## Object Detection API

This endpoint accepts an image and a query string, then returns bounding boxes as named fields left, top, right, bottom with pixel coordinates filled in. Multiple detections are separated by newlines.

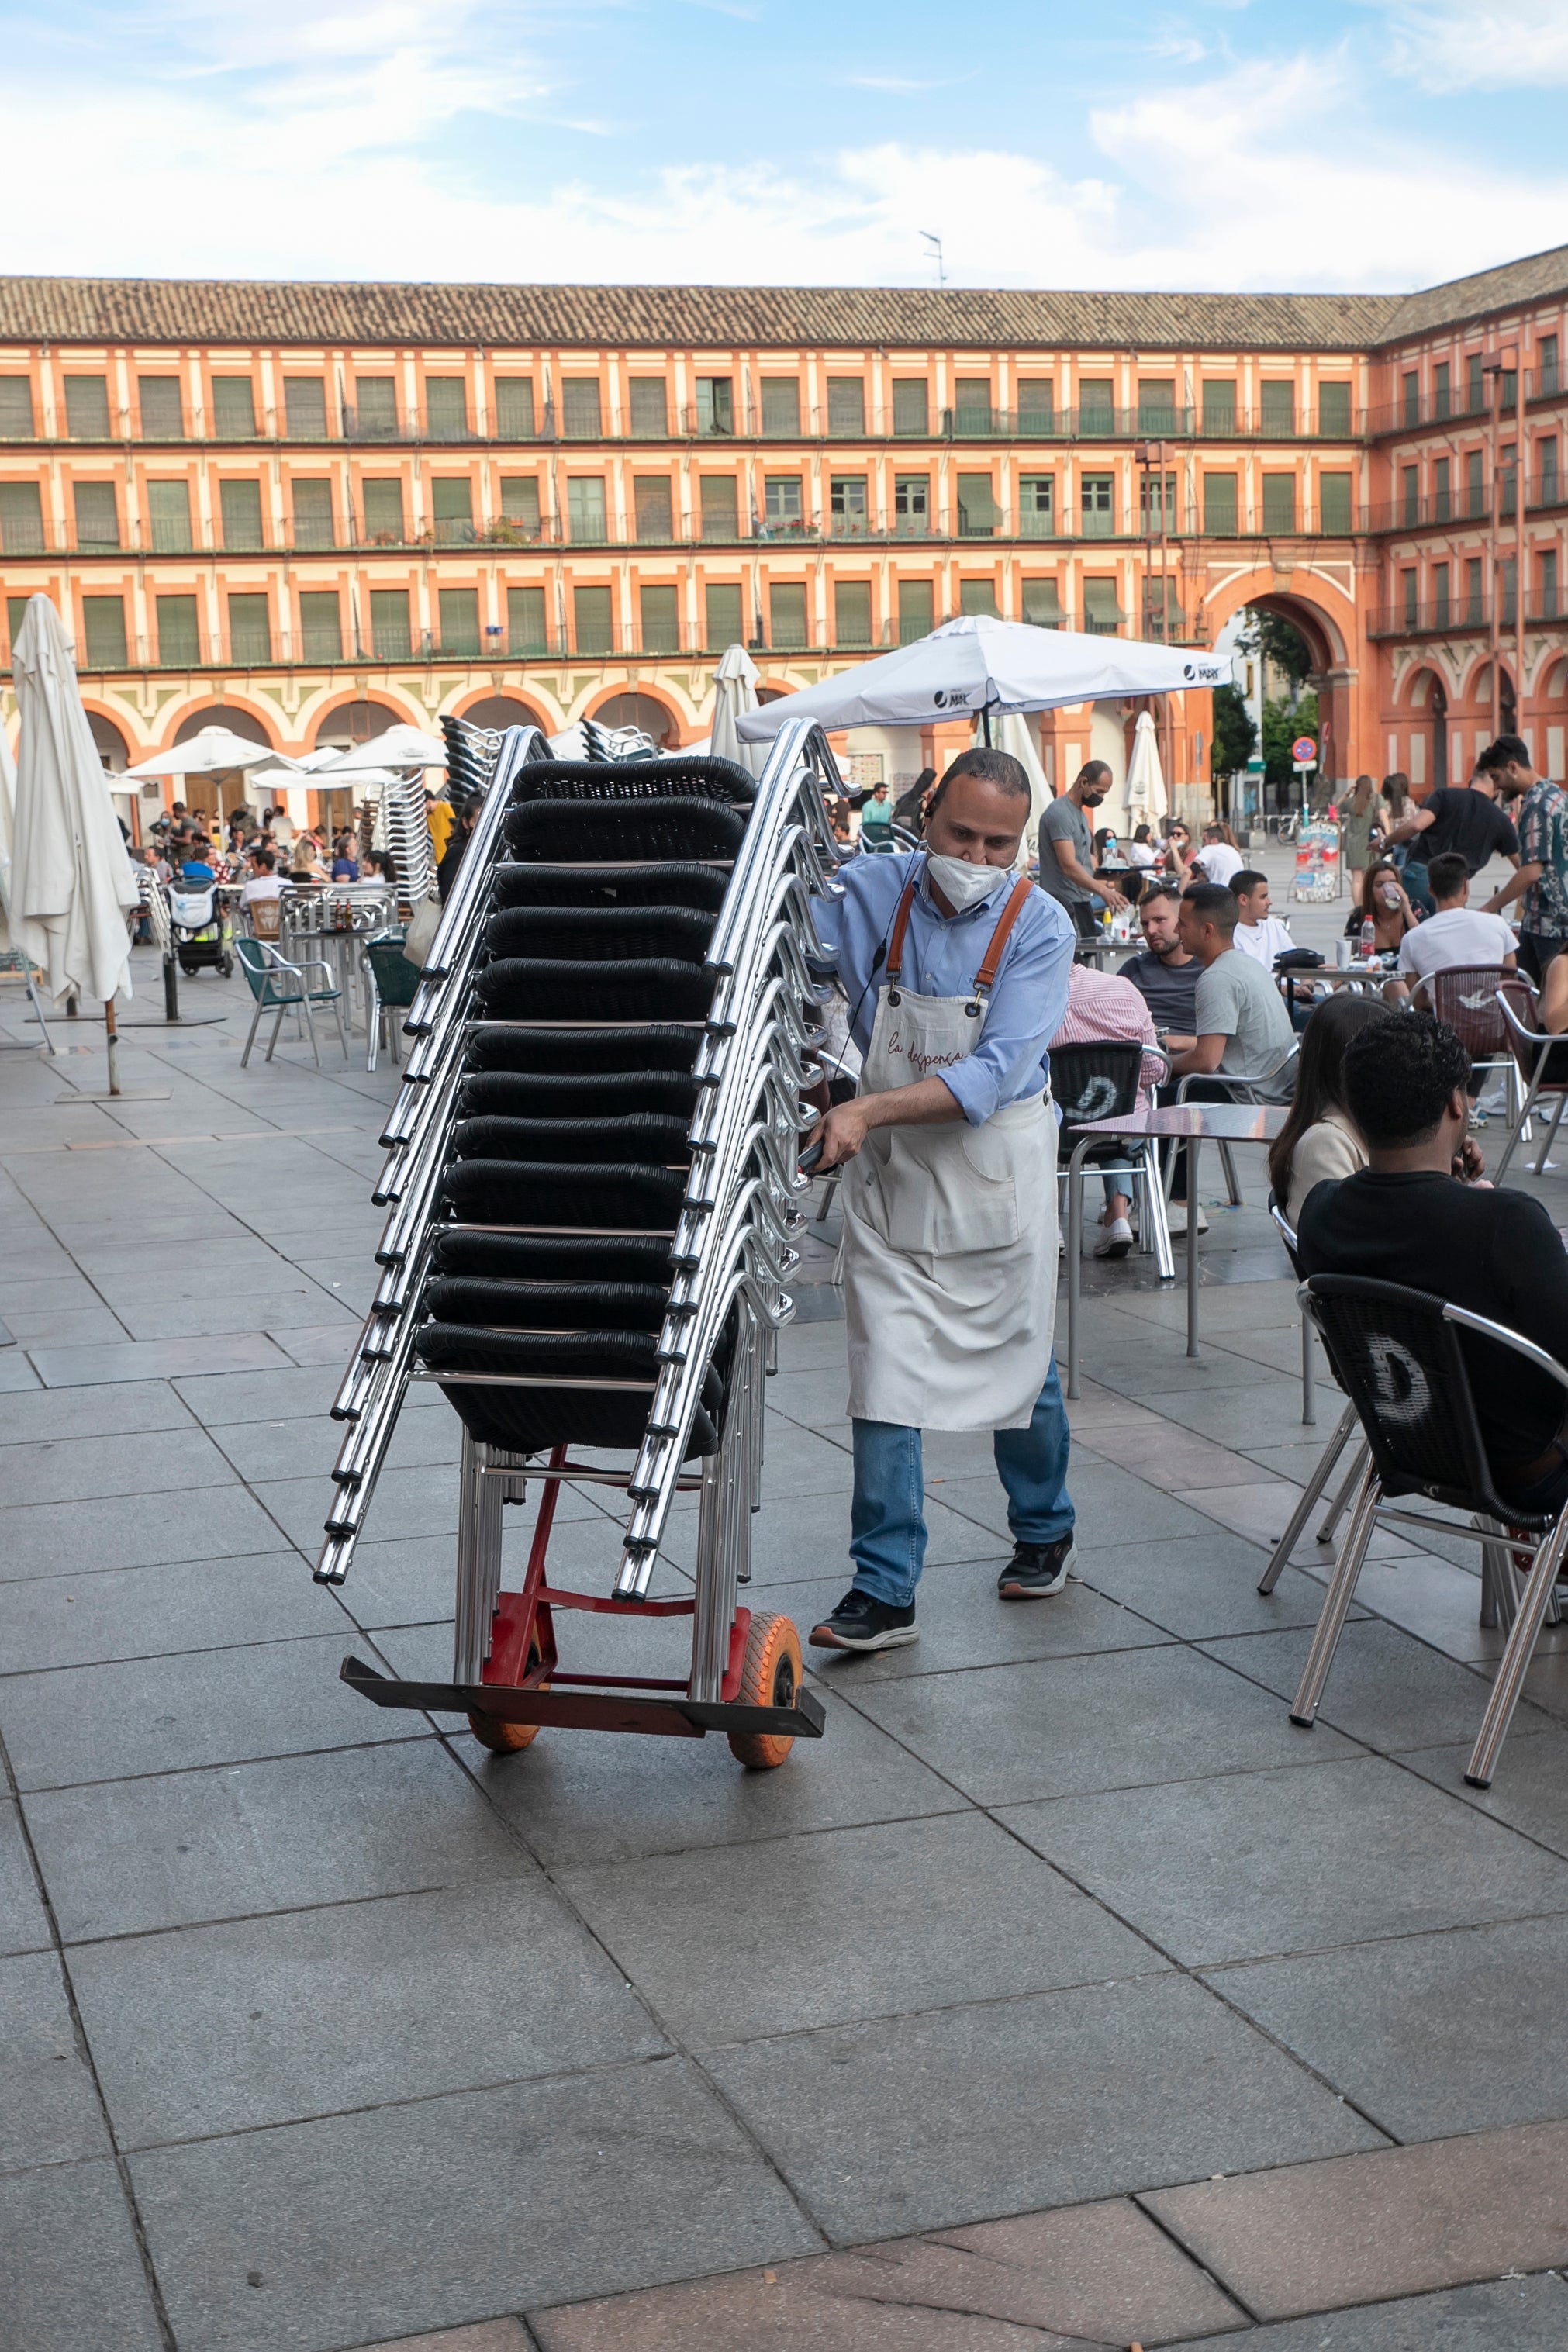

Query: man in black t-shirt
left=1388, top=775, right=1521, bottom=881
left=1117, top=881, right=1200, bottom=1040
left=1297, top=1014, right=1568, bottom=1510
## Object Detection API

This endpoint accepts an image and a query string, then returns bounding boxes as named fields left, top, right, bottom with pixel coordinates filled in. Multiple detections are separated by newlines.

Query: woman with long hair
left=1342, top=775, right=1377, bottom=906
left=1269, top=993, right=1397, bottom=1225
left=1346, top=856, right=1418, bottom=955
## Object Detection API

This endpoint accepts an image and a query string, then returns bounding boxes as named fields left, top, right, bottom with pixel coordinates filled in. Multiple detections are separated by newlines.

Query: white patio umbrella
left=123, top=727, right=293, bottom=779
left=1125, top=709, right=1168, bottom=822
left=0, top=721, right=15, bottom=949
left=312, top=724, right=447, bottom=775
left=709, top=644, right=762, bottom=777
left=10, top=595, right=141, bottom=1089
left=737, top=615, right=1227, bottom=741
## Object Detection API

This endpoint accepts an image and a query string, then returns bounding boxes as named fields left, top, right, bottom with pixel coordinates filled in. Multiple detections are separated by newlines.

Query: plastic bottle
left=1360, top=916, right=1376, bottom=961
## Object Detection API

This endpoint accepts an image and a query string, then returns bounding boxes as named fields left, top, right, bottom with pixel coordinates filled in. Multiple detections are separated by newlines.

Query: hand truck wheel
left=727, top=1611, right=803, bottom=1770
left=467, top=1634, right=547, bottom=1755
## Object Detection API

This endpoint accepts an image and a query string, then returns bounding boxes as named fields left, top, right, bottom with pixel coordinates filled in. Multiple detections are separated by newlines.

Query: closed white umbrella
left=709, top=643, right=762, bottom=777
left=123, top=727, right=291, bottom=778
left=1126, top=708, right=1168, bottom=822
left=313, top=724, right=447, bottom=775
left=973, top=708, right=1051, bottom=863
left=737, top=614, right=1226, bottom=741
left=11, top=595, right=141, bottom=1088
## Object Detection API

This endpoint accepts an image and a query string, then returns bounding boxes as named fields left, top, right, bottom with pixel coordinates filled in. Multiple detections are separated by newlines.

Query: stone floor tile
left=0, top=1549, right=344, bottom=1671
left=272, top=1319, right=366, bottom=1364
left=115, top=1289, right=342, bottom=1343
left=561, top=1811, right=1166, bottom=2048
left=761, top=1566, right=1169, bottom=1684
left=0, top=1482, right=288, bottom=1581
left=851, top=1642, right=1361, bottom=1808
left=0, top=1345, right=42, bottom=1390
left=1399, top=1726, right=1568, bottom=1856
left=1141, top=2117, right=1568, bottom=2319
left=760, top=1366, right=852, bottom=1428
left=999, top=1754, right=1568, bottom=1967
left=926, top=2198, right=1245, bottom=2340
left=941, top=1459, right=1214, bottom=1549
left=213, top=1405, right=461, bottom=1485
left=1199, top=1619, right=1556, bottom=1753
left=0, top=1421, right=236, bottom=1508
left=532, top=2267, right=1062, bottom=2350
left=252, top=1462, right=473, bottom=1550
left=4, top=1305, right=132, bottom=1348
left=1177, top=2273, right=1568, bottom=2350
left=658, top=1485, right=1001, bottom=1582
left=1084, top=1416, right=1274, bottom=1490
left=130, top=2057, right=823, bottom=2352
left=1204, top=1915, right=1568, bottom=2141
left=28, top=1328, right=290, bottom=1387
left=0, top=1797, right=52, bottom=1957
left=704, top=1973, right=1381, bottom=2244
left=345, top=2327, right=532, bottom=2352
left=27, top=1736, right=530, bottom=1941
left=0, top=1949, right=112, bottom=2169
left=0, top=1377, right=194, bottom=1447
left=0, top=2159, right=165, bottom=2352
left=171, top=1359, right=371, bottom=1424
left=71, top=1877, right=666, bottom=2146
left=1072, top=1530, right=1359, bottom=1642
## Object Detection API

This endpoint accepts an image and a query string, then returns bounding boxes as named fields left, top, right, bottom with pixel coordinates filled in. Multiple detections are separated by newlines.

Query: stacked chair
left=318, top=713, right=838, bottom=1767
left=374, top=769, right=437, bottom=915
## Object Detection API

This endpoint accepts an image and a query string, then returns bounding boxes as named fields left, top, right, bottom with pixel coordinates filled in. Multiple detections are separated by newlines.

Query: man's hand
left=1097, top=881, right=1129, bottom=914
left=1453, top=1135, right=1487, bottom=1185
left=813, top=1099, right=876, bottom=1170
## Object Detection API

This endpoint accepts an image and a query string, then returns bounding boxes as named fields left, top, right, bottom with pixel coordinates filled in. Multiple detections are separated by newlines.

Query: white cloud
left=1373, top=0, right=1568, bottom=91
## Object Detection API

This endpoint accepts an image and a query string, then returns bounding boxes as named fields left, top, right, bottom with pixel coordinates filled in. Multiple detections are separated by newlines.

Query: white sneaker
left=1166, top=1203, right=1210, bottom=1237
left=1093, top=1216, right=1134, bottom=1259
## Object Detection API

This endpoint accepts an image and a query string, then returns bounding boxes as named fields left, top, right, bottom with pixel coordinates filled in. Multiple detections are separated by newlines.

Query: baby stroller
left=168, top=880, right=236, bottom=978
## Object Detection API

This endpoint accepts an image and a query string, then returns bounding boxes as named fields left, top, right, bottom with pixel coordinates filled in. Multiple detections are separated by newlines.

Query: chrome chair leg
left=1217, top=1139, right=1242, bottom=1207
left=1290, top=1459, right=1380, bottom=1725
left=1318, top=1435, right=1369, bottom=1543
left=1300, top=1309, right=1316, bottom=1425
left=1258, top=1400, right=1356, bottom=1594
left=1536, top=1084, right=1568, bottom=1177
left=1466, top=1506, right=1568, bottom=1786
left=240, top=996, right=265, bottom=1069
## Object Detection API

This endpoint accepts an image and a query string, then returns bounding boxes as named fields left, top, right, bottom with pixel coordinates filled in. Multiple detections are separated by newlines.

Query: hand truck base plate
left=340, top=1655, right=827, bottom=1742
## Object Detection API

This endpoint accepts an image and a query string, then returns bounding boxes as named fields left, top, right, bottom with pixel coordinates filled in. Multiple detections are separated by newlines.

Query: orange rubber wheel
left=727, top=1611, right=804, bottom=1770
left=468, top=1635, right=547, bottom=1755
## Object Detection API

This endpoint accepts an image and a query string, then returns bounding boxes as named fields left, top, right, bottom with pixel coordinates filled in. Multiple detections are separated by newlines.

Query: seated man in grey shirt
left=1162, top=882, right=1296, bottom=1231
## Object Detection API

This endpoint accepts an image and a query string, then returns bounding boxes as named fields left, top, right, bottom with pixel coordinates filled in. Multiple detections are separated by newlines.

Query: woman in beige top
left=1268, top=993, right=1398, bottom=1228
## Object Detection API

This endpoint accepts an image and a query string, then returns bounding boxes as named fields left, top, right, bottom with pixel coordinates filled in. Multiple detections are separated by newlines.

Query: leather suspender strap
left=972, top=877, right=1034, bottom=997
left=882, top=879, right=920, bottom=988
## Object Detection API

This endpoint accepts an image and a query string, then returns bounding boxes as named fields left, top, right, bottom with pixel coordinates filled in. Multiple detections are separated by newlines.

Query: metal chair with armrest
left=234, top=936, right=351, bottom=1069
left=1172, top=1041, right=1299, bottom=1207
left=1494, top=982, right=1568, bottom=1182
left=1054, top=1039, right=1174, bottom=1280
left=1256, top=1200, right=1369, bottom=1590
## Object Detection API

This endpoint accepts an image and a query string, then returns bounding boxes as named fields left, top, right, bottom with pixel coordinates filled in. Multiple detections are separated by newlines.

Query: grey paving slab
left=71, top=1877, right=667, bottom=2147
left=1200, top=1619, right=1558, bottom=1753
left=938, top=1459, right=1217, bottom=1549
left=27, top=1736, right=530, bottom=1941
left=112, top=1288, right=342, bottom=1342
left=130, top=2057, right=823, bottom=2352
left=1400, top=1725, right=1568, bottom=1856
left=660, top=1482, right=1003, bottom=1584
left=0, top=1797, right=52, bottom=1957
left=28, top=1328, right=290, bottom=1387
left=705, top=1971, right=1383, bottom=2245
left=1000, top=1755, right=1568, bottom=1968
left=1207, top=1912, right=1568, bottom=2139
left=213, top=1405, right=462, bottom=1485
left=0, top=1480, right=297, bottom=1581
left=1073, top=1529, right=1359, bottom=1641
left=0, top=1345, right=42, bottom=1390
left=561, top=1810, right=1166, bottom=2048
left=767, top=1566, right=1169, bottom=1682
left=0, top=1421, right=236, bottom=1507
left=0, top=1630, right=406, bottom=1790
left=271, top=1318, right=368, bottom=1364
left=850, top=1642, right=1363, bottom=1808
left=759, top=1364, right=852, bottom=1428
left=171, top=1360, right=350, bottom=1424
left=1177, top=2273, right=1568, bottom=2350
left=0, top=2158, right=165, bottom=2352
left=0, top=1947, right=112, bottom=2169
left=252, top=1462, right=471, bottom=1549
left=2, top=1305, right=130, bottom=1347
left=465, top=1684, right=969, bottom=1871
left=0, top=1549, right=343, bottom=1670
left=0, top=1377, right=194, bottom=1446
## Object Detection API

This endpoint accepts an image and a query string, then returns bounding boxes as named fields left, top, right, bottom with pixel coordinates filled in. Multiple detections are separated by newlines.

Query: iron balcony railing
left=1366, top=594, right=1567, bottom=639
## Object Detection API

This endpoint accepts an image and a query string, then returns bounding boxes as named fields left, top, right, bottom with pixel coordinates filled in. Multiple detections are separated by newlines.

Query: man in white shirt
left=239, top=848, right=283, bottom=907
left=1191, top=822, right=1244, bottom=888
left=1391, top=851, right=1517, bottom=1003
left=1231, top=870, right=1297, bottom=971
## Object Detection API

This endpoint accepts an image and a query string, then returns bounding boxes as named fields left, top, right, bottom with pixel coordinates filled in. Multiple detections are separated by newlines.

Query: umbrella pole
left=982, top=709, right=993, bottom=748
left=105, top=1000, right=120, bottom=1097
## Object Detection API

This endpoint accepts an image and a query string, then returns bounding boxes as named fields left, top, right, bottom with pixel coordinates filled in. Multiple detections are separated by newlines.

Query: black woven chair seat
left=457, top=1069, right=702, bottom=1123
left=465, top=1025, right=702, bottom=1077
left=503, top=797, right=748, bottom=865
left=490, top=862, right=730, bottom=915
left=430, top=1231, right=674, bottom=1286
left=424, top=1277, right=668, bottom=1334
left=451, top=1114, right=691, bottom=1166
left=484, top=904, right=715, bottom=965
left=438, top=1159, right=689, bottom=1230
left=415, top=1323, right=722, bottom=1457
left=509, top=756, right=754, bottom=807
left=474, top=957, right=716, bottom=1023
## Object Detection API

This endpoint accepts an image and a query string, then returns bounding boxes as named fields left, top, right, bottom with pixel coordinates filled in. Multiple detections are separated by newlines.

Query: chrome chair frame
left=1172, top=1044, right=1299, bottom=1207
left=235, top=937, right=350, bottom=1069
left=1493, top=987, right=1568, bottom=1183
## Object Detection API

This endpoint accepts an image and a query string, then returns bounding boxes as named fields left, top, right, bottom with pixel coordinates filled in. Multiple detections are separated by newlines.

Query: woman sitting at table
left=1344, top=858, right=1419, bottom=957
left=1267, top=992, right=1396, bottom=1226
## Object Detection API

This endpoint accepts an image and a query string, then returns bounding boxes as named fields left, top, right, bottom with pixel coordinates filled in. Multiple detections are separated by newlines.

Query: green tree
left=1238, top=610, right=1314, bottom=706
left=1261, top=689, right=1319, bottom=786
left=1210, top=683, right=1257, bottom=779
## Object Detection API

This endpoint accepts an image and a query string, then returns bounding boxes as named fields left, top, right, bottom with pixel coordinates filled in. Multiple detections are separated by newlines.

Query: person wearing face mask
left=805, top=748, right=1078, bottom=1653
left=1036, top=759, right=1128, bottom=944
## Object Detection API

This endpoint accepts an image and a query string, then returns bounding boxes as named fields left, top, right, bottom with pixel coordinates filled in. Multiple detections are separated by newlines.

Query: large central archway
left=1200, top=565, right=1365, bottom=796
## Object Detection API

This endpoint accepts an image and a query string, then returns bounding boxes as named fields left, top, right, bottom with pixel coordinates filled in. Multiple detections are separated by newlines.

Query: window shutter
left=561, top=379, right=602, bottom=439
left=956, top=472, right=997, bottom=536
left=82, top=596, right=128, bottom=667
left=1021, top=579, right=1062, bottom=627
left=567, top=477, right=607, bottom=541
left=1260, top=382, right=1296, bottom=433
left=634, top=477, right=674, bottom=541
left=425, top=376, right=469, bottom=437
left=953, top=377, right=993, bottom=430
left=292, top=479, right=335, bottom=549
left=219, top=478, right=264, bottom=550
left=1137, top=379, right=1177, bottom=432
left=138, top=376, right=184, bottom=438
left=437, top=587, right=478, bottom=654
left=1262, top=472, right=1296, bottom=532
left=0, top=377, right=35, bottom=437
left=897, top=579, right=934, bottom=643
left=1202, top=474, right=1238, bottom=534
left=1202, top=380, right=1236, bottom=433
left=369, top=589, right=412, bottom=659
left=834, top=581, right=872, bottom=646
left=1077, top=378, right=1114, bottom=431
left=282, top=377, right=327, bottom=439
left=507, top=585, right=547, bottom=654
left=156, top=594, right=200, bottom=665
left=0, top=482, right=45, bottom=552
left=705, top=582, right=743, bottom=648
left=74, top=482, right=119, bottom=548
left=361, top=479, right=405, bottom=542
left=298, top=590, right=342, bottom=662
left=892, top=381, right=927, bottom=436
left=227, top=594, right=271, bottom=664
left=628, top=379, right=667, bottom=437
left=1318, top=382, right=1352, bottom=437
left=958, top=578, right=998, bottom=616
left=1082, top=579, right=1123, bottom=628
left=700, top=477, right=738, bottom=540
left=826, top=377, right=865, bottom=436
left=494, top=378, right=534, bottom=438
left=761, top=378, right=800, bottom=435
left=1017, top=381, right=1054, bottom=432
left=572, top=585, right=613, bottom=654
left=147, top=480, right=192, bottom=552
left=499, top=476, right=541, bottom=533
left=353, top=377, right=399, bottom=437
left=64, top=377, right=111, bottom=437
left=5, top=597, right=28, bottom=654
left=768, top=582, right=809, bottom=649
left=640, top=584, right=679, bottom=653
left=211, top=377, right=257, bottom=437
left=431, top=478, right=475, bottom=544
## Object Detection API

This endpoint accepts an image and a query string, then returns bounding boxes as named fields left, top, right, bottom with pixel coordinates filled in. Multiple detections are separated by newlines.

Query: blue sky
left=4, top=1, right=1566, bottom=292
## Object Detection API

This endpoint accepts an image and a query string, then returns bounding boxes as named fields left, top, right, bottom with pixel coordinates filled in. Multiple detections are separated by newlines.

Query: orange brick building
left=1, top=251, right=1565, bottom=830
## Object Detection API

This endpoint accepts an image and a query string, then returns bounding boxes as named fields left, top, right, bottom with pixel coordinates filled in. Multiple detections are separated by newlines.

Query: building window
left=147, top=478, right=193, bottom=553
left=573, top=585, right=613, bottom=655
left=1138, top=471, right=1177, bottom=529
left=627, top=378, right=666, bottom=437
left=1402, top=371, right=1420, bottom=427
left=1202, top=473, right=1238, bottom=534
left=292, top=478, right=334, bottom=550
left=892, top=380, right=928, bottom=437
left=640, top=583, right=680, bottom=654
left=1502, top=440, right=1518, bottom=516
left=1138, top=378, right=1178, bottom=432
left=157, top=594, right=200, bottom=665
left=1501, top=555, right=1518, bottom=624
left=1434, top=362, right=1452, bottom=420
left=1318, top=473, right=1352, bottom=534
left=361, top=478, right=406, bottom=544
left=352, top=376, right=399, bottom=438
left=835, top=580, right=873, bottom=647
left=897, top=579, right=934, bottom=643
left=1466, top=557, right=1484, bottom=623
left=369, top=589, right=412, bottom=659
left=494, top=378, right=534, bottom=439
left=282, top=377, right=326, bottom=440
left=705, top=582, right=743, bottom=648
left=566, top=477, right=607, bottom=543
left=953, top=377, right=993, bottom=432
left=1466, top=353, right=1485, bottom=413
left=1539, top=439, right=1559, bottom=506
left=1433, top=562, right=1451, bottom=627
left=825, top=376, right=865, bottom=437
left=1260, top=381, right=1296, bottom=433
left=227, top=593, right=271, bottom=665
left=1202, top=380, right=1236, bottom=434
left=0, top=376, right=35, bottom=437
left=1466, top=449, right=1485, bottom=518
left=769, top=582, right=809, bottom=649
left=1262, top=472, right=1296, bottom=532
left=699, top=475, right=738, bottom=541
left=1081, top=473, right=1114, bottom=535
left=894, top=475, right=930, bottom=533
left=82, top=594, right=128, bottom=668
left=64, top=376, right=111, bottom=438
left=498, top=476, right=541, bottom=537
left=1082, top=579, right=1123, bottom=634
left=1021, top=578, right=1062, bottom=628
left=426, top=376, right=470, bottom=438
left=1078, top=378, right=1114, bottom=433
left=507, top=585, right=547, bottom=654
left=1019, top=475, right=1053, bottom=536
left=434, top=586, right=477, bottom=655
left=1017, top=380, right=1054, bottom=433
left=218, top=478, right=264, bottom=551
left=763, top=475, right=803, bottom=527
left=1540, top=549, right=1560, bottom=618
left=1433, top=458, right=1452, bottom=521
left=1401, top=464, right=1421, bottom=527
left=695, top=377, right=734, bottom=437
left=633, top=476, right=673, bottom=541
left=1318, top=382, right=1352, bottom=437
left=1542, top=336, right=1561, bottom=395
left=431, top=478, right=475, bottom=544
left=831, top=475, right=869, bottom=534
left=5, top=598, right=25, bottom=658
left=760, top=378, right=800, bottom=435
left=298, top=590, right=342, bottom=661
left=210, top=378, right=256, bottom=439
left=74, top=482, right=119, bottom=549
left=956, top=473, right=998, bottom=536
left=959, top=578, right=998, bottom=617
left=1401, top=568, right=1418, bottom=627
left=137, top=376, right=183, bottom=439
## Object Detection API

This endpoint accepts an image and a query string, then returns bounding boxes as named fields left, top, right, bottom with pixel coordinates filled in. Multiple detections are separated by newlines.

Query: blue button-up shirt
left=813, top=850, right=1075, bottom=1124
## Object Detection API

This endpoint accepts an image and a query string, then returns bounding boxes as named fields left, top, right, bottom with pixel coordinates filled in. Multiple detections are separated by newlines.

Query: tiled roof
left=1376, top=241, right=1568, bottom=343
left=0, top=276, right=1400, bottom=353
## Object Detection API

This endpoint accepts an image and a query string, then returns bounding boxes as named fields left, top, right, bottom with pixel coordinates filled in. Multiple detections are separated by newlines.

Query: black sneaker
left=997, top=1537, right=1076, bottom=1601
left=808, top=1589, right=919, bottom=1652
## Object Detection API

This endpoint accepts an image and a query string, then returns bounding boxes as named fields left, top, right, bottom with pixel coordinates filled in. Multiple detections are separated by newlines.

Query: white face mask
left=925, top=852, right=1007, bottom=913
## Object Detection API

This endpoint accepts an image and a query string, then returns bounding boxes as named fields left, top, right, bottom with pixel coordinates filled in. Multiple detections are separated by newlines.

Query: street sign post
left=1291, top=736, right=1318, bottom=823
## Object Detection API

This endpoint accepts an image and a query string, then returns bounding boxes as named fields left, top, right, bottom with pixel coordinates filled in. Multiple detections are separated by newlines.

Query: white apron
left=841, top=876, right=1057, bottom=1432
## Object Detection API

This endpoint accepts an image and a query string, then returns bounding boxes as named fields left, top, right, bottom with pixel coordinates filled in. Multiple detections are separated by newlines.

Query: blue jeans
left=849, top=1360, right=1075, bottom=1608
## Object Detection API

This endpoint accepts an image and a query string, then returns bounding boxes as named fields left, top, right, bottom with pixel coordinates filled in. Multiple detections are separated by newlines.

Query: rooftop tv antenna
left=920, top=231, right=946, bottom=287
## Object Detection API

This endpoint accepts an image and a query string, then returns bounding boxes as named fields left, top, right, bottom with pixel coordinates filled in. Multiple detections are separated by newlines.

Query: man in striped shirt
left=1050, top=961, right=1165, bottom=1258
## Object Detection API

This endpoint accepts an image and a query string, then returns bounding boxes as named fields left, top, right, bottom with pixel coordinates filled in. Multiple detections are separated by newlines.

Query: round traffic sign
left=1291, top=735, right=1318, bottom=765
